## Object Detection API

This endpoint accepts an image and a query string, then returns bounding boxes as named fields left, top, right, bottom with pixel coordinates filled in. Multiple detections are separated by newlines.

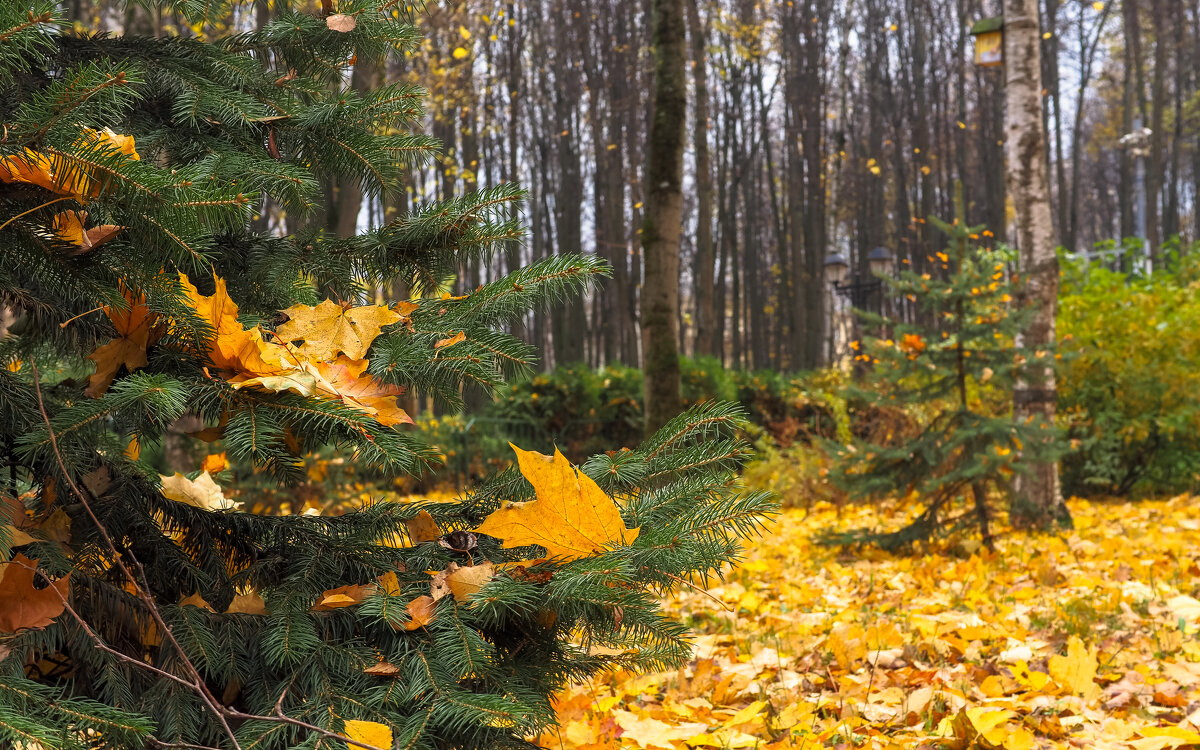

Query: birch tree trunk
left=642, top=0, right=685, bottom=436
left=1003, top=0, right=1071, bottom=529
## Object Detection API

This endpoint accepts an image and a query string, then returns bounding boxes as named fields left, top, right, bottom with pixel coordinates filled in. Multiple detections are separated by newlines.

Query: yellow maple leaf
left=953, top=707, right=1016, bottom=747
left=1049, top=635, right=1100, bottom=700
left=342, top=719, right=393, bottom=749
left=276, top=299, right=402, bottom=361
left=474, top=445, right=639, bottom=560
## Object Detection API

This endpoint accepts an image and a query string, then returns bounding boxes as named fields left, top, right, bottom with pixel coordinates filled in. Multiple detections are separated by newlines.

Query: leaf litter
left=537, top=496, right=1200, bottom=749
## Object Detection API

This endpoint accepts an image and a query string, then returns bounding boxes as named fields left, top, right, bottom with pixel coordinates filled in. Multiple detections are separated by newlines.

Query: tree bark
left=1003, top=0, right=1070, bottom=529
left=642, top=0, right=686, bottom=436
left=687, top=0, right=716, bottom=359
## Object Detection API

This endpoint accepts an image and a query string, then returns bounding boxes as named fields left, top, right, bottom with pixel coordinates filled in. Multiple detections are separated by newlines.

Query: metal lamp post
left=824, top=247, right=894, bottom=367
left=824, top=246, right=894, bottom=312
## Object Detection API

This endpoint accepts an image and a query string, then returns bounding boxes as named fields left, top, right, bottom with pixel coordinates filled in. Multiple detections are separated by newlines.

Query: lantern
left=970, top=17, right=1004, bottom=67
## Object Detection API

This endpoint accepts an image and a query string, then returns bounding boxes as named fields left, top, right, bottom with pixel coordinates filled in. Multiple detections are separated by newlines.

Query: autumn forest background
left=3, top=0, right=1200, bottom=749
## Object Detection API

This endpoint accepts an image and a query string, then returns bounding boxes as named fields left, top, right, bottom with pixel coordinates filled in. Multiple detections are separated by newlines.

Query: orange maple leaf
left=474, top=445, right=639, bottom=561
left=51, top=211, right=123, bottom=254
left=0, top=554, right=70, bottom=633
left=313, top=356, right=412, bottom=426
left=0, top=130, right=139, bottom=201
left=178, top=273, right=296, bottom=377
left=86, top=283, right=162, bottom=397
left=898, top=333, right=926, bottom=356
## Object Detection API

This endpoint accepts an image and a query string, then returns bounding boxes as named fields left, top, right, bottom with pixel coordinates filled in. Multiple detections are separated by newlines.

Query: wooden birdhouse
left=970, top=17, right=1004, bottom=67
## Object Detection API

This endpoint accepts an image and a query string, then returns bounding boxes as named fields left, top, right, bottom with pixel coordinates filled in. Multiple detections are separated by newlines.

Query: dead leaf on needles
left=276, top=299, right=400, bottom=361
left=0, top=554, right=69, bottom=633
left=474, top=445, right=639, bottom=560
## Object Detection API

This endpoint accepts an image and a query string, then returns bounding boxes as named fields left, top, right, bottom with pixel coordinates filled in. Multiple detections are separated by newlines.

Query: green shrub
left=1058, top=250, right=1200, bottom=496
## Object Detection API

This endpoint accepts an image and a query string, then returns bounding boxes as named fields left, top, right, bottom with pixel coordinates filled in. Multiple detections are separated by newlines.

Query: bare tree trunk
left=687, top=0, right=716, bottom=359
left=551, top=2, right=585, bottom=365
left=1004, top=0, right=1070, bottom=529
left=642, top=0, right=686, bottom=436
left=1148, top=0, right=1166, bottom=263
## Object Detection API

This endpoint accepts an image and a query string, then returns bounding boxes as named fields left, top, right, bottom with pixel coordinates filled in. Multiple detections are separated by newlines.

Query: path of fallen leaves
left=537, top=496, right=1200, bottom=750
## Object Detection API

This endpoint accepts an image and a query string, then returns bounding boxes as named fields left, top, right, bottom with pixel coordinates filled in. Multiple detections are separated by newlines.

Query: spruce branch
left=29, top=364, right=391, bottom=750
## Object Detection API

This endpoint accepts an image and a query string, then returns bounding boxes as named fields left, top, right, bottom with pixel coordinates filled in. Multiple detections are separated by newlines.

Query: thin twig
left=28, top=364, right=392, bottom=750
left=658, top=570, right=733, bottom=612
left=29, top=363, right=244, bottom=750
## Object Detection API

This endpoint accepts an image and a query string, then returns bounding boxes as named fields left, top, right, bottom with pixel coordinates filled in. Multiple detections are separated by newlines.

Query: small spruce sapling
left=828, top=189, right=1065, bottom=550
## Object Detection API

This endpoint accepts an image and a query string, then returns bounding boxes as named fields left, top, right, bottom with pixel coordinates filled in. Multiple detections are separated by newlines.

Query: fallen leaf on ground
left=1048, top=635, right=1100, bottom=701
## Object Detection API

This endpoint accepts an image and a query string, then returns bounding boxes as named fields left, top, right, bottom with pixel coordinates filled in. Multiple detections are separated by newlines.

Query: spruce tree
left=0, top=3, right=773, bottom=748
left=828, top=191, right=1066, bottom=551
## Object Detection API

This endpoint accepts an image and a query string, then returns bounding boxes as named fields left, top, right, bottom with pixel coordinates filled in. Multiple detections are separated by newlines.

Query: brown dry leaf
left=446, top=561, right=494, bottom=602
left=313, top=582, right=375, bottom=611
left=434, top=330, right=466, bottom=349
left=86, top=283, right=159, bottom=397
left=474, top=445, right=639, bottom=560
left=404, top=594, right=437, bottom=630
left=406, top=511, right=441, bottom=544
left=51, top=211, right=123, bottom=254
left=325, top=13, right=357, bottom=31
left=160, top=471, right=236, bottom=511
left=429, top=568, right=452, bottom=602
left=35, top=510, right=71, bottom=547
left=276, top=299, right=400, bottom=361
left=0, top=554, right=69, bottom=633
left=364, top=660, right=400, bottom=677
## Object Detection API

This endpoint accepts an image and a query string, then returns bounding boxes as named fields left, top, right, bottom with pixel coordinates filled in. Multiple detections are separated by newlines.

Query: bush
left=433, top=359, right=855, bottom=476
left=1058, top=251, right=1200, bottom=496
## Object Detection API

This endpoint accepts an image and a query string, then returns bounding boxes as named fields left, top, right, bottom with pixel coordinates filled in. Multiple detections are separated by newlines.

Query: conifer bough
left=0, top=3, right=774, bottom=748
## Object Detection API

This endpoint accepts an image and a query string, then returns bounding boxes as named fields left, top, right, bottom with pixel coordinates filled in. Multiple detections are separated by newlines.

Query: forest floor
left=535, top=496, right=1200, bottom=750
